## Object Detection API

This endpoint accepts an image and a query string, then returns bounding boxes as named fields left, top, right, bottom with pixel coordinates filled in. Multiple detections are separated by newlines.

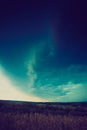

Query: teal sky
left=0, top=1, right=87, bottom=102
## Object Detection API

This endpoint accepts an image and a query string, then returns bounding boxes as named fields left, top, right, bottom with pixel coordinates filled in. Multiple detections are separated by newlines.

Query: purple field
left=0, top=100, right=87, bottom=130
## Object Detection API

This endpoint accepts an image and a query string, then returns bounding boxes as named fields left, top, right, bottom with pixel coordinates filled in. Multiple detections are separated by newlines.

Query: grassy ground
left=0, top=112, right=87, bottom=130
left=0, top=101, right=87, bottom=130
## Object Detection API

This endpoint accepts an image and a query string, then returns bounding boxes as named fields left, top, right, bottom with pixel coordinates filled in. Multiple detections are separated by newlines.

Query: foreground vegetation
left=0, top=112, right=87, bottom=130
left=0, top=100, right=87, bottom=130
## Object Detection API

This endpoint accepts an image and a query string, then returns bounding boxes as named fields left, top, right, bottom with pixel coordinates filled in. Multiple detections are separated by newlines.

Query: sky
left=0, top=0, right=87, bottom=102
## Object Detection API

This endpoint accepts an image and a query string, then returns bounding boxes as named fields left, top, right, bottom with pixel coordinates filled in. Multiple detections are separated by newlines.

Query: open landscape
left=0, top=100, right=87, bottom=130
left=0, top=1, right=87, bottom=130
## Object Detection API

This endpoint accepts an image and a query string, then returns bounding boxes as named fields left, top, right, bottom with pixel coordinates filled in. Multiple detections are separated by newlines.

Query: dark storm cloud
left=0, top=0, right=87, bottom=101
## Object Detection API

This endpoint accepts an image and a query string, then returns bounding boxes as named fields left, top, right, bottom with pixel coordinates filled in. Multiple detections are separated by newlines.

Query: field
left=0, top=100, right=87, bottom=130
